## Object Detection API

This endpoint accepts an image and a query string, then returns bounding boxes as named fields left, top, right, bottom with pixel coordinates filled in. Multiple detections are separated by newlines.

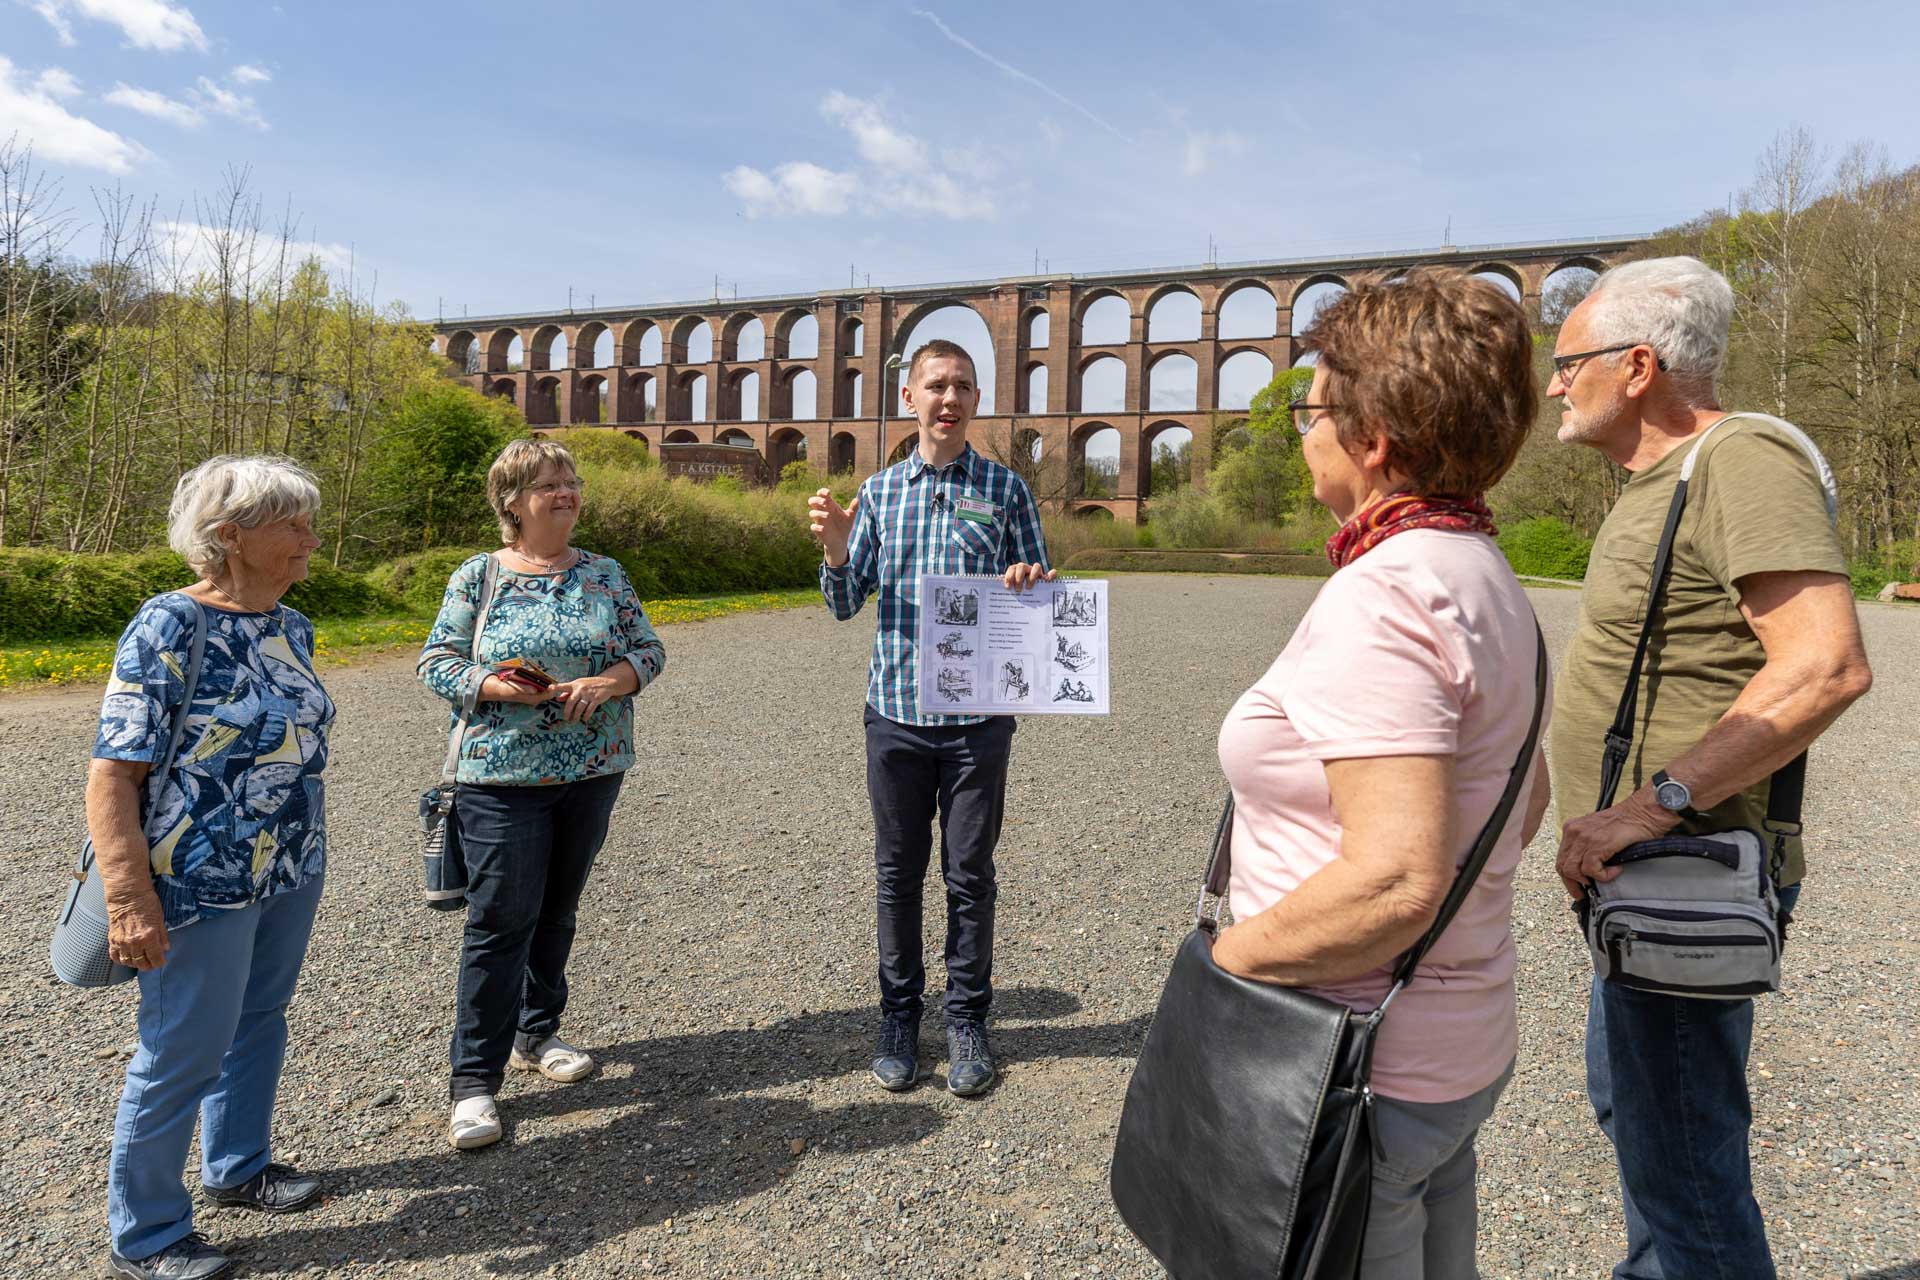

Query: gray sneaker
left=946, top=1019, right=996, bottom=1097
left=872, top=1013, right=920, bottom=1091
left=107, top=1232, right=234, bottom=1280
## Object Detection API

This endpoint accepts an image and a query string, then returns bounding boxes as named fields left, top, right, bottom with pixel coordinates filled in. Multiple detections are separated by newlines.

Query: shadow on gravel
left=1856, top=1266, right=1920, bottom=1279
left=220, top=985, right=1151, bottom=1275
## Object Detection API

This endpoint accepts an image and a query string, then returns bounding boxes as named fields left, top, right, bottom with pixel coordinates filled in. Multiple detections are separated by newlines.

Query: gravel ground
left=2, top=574, right=1916, bottom=1279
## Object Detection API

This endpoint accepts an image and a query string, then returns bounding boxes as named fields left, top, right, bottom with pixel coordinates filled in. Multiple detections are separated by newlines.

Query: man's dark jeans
left=864, top=706, right=1016, bottom=1025
left=1586, top=882, right=1802, bottom=1279
left=449, top=771, right=624, bottom=1101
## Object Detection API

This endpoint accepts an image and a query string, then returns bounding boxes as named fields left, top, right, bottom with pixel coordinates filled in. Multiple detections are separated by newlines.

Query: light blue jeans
left=1361, top=1058, right=1515, bottom=1279
left=106, top=877, right=323, bottom=1260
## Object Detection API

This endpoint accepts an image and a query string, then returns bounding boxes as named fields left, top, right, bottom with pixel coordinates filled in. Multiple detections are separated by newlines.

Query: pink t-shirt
left=1216, top=528, right=1546, bottom=1104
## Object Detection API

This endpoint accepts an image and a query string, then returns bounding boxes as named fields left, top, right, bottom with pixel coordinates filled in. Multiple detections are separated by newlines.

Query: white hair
left=168, top=455, right=322, bottom=578
left=1581, top=256, right=1734, bottom=403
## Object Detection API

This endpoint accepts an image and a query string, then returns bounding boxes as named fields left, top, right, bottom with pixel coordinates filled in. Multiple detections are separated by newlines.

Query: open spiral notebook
left=915, top=574, right=1110, bottom=715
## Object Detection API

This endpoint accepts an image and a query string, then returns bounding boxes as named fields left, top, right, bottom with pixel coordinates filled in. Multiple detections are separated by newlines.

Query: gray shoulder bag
left=418, top=554, right=501, bottom=911
left=1581, top=418, right=1805, bottom=998
left=50, top=594, right=209, bottom=988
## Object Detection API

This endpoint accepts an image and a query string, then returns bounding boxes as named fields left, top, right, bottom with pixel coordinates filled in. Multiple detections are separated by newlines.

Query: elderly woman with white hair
left=89, top=455, right=335, bottom=1280
left=418, top=438, right=664, bottom=1151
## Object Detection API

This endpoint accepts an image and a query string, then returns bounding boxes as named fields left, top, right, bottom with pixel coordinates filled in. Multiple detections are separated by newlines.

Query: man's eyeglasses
left=1550, top=342, right=1667, bottom=386
left=1288, top=399, right=1338, bottom=436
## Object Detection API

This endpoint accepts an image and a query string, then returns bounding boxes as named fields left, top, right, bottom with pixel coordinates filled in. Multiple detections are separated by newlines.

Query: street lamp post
left=876, top=352, right=904, bottom=474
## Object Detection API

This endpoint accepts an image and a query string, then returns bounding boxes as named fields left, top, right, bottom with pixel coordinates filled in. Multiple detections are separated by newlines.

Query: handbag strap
left=1199, top=621, right=1548, bottom=1010
left=440, top=554, right=501, bottom=786
left=1591, top=417, right=1808, bottom=878
left=145, top=592, right=210, bottom=810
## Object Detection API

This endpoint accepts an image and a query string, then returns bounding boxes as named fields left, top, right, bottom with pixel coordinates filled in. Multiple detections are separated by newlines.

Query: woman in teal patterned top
left=417, top=439, right=664, bottom=1151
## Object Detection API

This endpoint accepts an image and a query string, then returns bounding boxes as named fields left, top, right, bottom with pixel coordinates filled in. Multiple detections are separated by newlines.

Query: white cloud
left=29, top=0, right=209, bottom=52
left=723, top=94, right=994, bottom=221
left=1183, top=129, right=1249, bottom=176
left=725, top=162, right=858, bottom=217
left=35, top=67, right=82, bottom=98
left=0, top=56, right=147, bottom=173
left=190, top=74, right=266, bottom=129
left=229, top=63, right=270, bottom=85
left=155, top=219, right=358, bottom=281
left=105, top=82, right=203, bottom=127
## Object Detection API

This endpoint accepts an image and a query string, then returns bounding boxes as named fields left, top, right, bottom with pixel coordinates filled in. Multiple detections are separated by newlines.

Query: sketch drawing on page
left=1052, top=589, right=1098, bottom=627
left=936, top=666, right=975, bottom=703
left=934, top=631, right=975, bottom=659
left=999, top=657, right=1031, bottom=703
left=1053, top=632, right=1096, bottom=674
left=933, top=587, right=979, bottom=627
left=1053, top=676, right=1095, bottom=704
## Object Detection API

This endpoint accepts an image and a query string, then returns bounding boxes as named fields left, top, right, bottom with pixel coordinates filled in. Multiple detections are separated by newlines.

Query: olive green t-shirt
left=1549, top=414, right=1846, bottom=886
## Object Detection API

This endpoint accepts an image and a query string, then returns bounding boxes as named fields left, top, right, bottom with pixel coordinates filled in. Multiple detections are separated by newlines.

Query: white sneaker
left=448, top=1095, right=501, bottom=1150
left=508, top=1035, right=595, bottom=1082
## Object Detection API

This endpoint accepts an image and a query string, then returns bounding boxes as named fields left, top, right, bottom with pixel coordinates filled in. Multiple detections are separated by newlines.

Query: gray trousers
left=1361, top=1058, right=1515, bottom=1280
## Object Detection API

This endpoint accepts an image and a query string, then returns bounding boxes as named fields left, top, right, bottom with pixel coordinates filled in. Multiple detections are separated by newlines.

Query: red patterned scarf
left=1324, top=493, right=1498, bottom=569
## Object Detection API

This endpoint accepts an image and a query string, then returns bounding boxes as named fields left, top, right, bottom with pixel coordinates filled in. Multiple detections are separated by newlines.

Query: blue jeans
left=450, top=771, right=623, bottom=1100
left=106, top=876, right=324, bottom=1260
left=1586, top=882, right=1801, bottom=1279
left=864, top=707, right=1016, bottom=1024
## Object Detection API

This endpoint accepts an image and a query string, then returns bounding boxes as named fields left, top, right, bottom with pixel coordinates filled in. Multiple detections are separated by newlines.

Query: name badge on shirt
left=953, top=496, right=998, bottom=525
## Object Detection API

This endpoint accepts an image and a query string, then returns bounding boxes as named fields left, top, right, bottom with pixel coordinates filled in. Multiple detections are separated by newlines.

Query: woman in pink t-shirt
left=1210, top=271, right=1553, bottom=1279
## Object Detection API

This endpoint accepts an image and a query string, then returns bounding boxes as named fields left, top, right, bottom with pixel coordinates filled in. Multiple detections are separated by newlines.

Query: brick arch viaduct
left=433, top=235, right=1647, bottom=523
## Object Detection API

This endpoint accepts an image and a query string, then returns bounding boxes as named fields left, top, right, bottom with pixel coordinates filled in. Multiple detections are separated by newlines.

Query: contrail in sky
left=911, top=10, right=1134, bottom=144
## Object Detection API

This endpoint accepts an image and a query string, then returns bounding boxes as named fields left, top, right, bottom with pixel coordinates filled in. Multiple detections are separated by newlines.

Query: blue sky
left=6, top=0, right=1919, bottom=322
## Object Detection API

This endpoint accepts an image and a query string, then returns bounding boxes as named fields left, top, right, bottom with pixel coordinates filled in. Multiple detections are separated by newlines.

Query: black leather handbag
left=1111, top=626, right=1545, bottom=1280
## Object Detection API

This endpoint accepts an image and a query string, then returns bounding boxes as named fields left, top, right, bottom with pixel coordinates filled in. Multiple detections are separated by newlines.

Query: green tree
left=1209, top=367, right=1314, bottom=522
left=363, top=382, right=519, bottom=556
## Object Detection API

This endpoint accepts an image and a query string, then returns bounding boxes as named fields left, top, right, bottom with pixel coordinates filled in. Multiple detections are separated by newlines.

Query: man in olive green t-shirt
left=1547, top=257, right=1872, bottom=1280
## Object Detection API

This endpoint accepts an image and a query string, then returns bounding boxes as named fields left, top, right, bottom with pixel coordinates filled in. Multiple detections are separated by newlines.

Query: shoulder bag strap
left=440, top=554, right=501, bottom=786
left=1198, top=620, right=1549, bottom=1004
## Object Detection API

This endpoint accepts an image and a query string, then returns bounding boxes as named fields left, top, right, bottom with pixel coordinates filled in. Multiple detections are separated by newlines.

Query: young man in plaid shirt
left=808, top=339, right=1052, bottom=1096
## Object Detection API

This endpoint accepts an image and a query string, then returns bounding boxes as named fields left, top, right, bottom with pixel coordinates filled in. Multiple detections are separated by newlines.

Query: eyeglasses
left=528, top=478, right=584, bottom=496
left=1550, top=342, right=1667, bottom=387
left=1287, top=399, right=1339, bottom=436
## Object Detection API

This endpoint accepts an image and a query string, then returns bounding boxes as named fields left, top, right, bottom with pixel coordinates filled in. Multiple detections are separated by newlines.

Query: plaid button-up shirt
left=821, top=444, right=1050, bottom=726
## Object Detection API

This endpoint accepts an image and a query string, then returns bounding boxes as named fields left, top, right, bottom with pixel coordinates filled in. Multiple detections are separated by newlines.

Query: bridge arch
left=665, top=428, right=700, bottom=444
left=1217, top=282, right=1278, bottom=339
left=444, top=330, right=480, bottom=375
left=1077, top=290, right=1130, bottom=346
left=837, top=368, right=862, bottom=417
left=1070, top=421, right=1123, bottom=499
left=1216, top=348, right=1274, bottom=411
left=529, top=375, right=562, bottom=425
left=769, top=425, right=809, bottom=472
left=1470, top=262, right=1525, bottom=302
left=829, top=430, right=858, bottom=473
left=840, top=314, right=864, bottom=356
left=485, top=328, right=521, bottom=373
left=1077, top=353, right=1127, bottom=414
left=786, top=367, right=817, bottom=420
left=1022, top=360, right=1049, bottom=414
left=1142, top=419, right=1194, bottom=497
left=1145, top=285, right=1202, bottom=342
left=729, top=368, right=760, bottom=421
left=723, top=313, right=764, bottom=362
left=486, top=377, right=517, bottom=403
left=622, top=371, right=656, bottom=422
left=894, top=300, right=995, bottom=411
left=1022, top=305, right=1050, bottom=351
left=1146, top=350, right=1198, bottom=412
left=576, top=373, right=608, bottom=424
left=621, top=318, right=659, bottom=366
left=575, top=321, right=611, bottom=369
left=671, top=316, right=712, bottom=364
left=531, top=324, right=566, bottom=371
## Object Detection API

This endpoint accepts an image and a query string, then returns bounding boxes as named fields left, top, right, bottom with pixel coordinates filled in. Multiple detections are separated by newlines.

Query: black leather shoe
left=204, top=1161, right=322, bottom=1213
left=946, top=1019, right=996, bottom=1097
left=871, top=1014, right=920, bottom=1091
left=107, top=1232, right=234, bottom=1280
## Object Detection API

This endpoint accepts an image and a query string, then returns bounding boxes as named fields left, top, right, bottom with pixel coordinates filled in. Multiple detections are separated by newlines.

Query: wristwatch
left=1651, top=769, right=1705, bottom=821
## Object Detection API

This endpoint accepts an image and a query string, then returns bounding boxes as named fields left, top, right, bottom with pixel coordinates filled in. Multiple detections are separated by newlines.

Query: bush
left=539, top=427, right=657, bottom=472
left=0, top=548, right=399, bottom=643
left=1147, top=487, right=1238, bottom=549
left=364, top=382, right=521, bottom=558
left=365, top=546, right=491, bottom=616
left=1038, top=512, right=1146, bottom=567
left=1497, top=516, right=1593, bottom=580
left=570, top=464, right=818, bottom=599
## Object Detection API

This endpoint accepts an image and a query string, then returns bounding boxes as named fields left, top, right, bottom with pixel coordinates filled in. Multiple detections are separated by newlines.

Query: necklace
left=513, top=545, right=577, bottom=573
left=206, top=578, right=276, bottom=614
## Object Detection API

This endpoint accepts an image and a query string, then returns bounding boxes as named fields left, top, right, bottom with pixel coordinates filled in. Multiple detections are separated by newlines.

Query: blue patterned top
left=93, top=594, right=335, bottom=930
left=417, top=551, right=665, bottom=785
left=820, top=444, right=1049, bottom=726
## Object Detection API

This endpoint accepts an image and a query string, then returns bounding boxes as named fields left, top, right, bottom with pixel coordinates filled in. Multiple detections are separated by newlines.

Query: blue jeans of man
left=1586, top=882, right=1800, bottom=1279
left=450, top=771, right=623, bottom=1100
left=864, top=706, right=1016, bottom=1025
left=106, top=875, right=324, bottom=1261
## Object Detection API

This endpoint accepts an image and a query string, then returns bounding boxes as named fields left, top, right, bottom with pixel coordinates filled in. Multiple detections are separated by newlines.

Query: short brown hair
left=907, top=339, right=977, bottom=384
left=487, top=438, right=577, bottom=544
left=1301, top=270, right=1536, bottom=496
